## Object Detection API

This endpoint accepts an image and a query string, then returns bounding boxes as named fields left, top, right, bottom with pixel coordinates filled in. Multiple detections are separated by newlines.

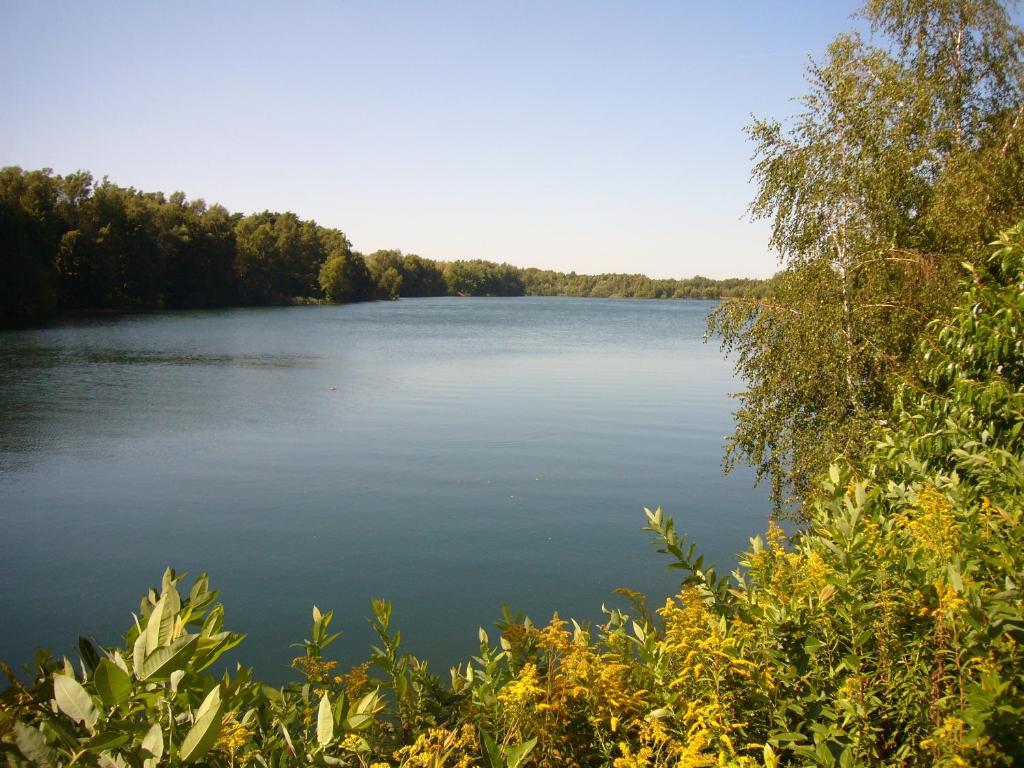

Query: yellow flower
left=934, top=580, right=967, bottom=620
left=338, top=660, right=373, bottom=698
left=537, top=612, right=571, bottom=655
left=392, top=725, right=478, bottom=768
left=498, top=662, right=544, bottom=709
left=341, top=733, right=365, bottom=752
left=291, top=654, right=338, bottom=684
left=215, top=713, right=254, bottom=763
left=496, top=663, right=545, bottom=740
left=765, top=520, right=787, bottom=555
left=898, top=486, right=960, bottom=560
left=790, top=550, right=834, bottom=600
left=921, top=716, right=971, bottom=766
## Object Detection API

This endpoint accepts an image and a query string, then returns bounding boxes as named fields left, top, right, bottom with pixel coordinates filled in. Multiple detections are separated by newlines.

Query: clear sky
left=1, top=1, right=863, bottom=279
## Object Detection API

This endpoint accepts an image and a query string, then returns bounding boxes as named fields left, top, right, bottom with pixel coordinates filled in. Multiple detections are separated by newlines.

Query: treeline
left=521, top=268, right=767, bottom=299
left=0, top=167, right=765, bottom=328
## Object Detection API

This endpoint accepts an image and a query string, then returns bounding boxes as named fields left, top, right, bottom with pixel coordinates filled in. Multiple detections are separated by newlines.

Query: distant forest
left=0, top=166, right=769, bottom=327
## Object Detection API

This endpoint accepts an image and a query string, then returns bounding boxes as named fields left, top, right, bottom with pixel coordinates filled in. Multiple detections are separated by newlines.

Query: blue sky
left=1, top=1, right=863, bottom=278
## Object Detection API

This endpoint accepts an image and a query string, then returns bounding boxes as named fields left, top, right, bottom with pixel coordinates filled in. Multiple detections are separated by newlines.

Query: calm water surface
left=0, top=297, right=766, bottom=681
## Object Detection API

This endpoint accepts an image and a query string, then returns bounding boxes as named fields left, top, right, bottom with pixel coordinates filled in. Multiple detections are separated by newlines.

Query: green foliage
left=709, top=0, right=1024, bottom=511
left=3, top=223, right=1023, bottom=766
left=0, top=167, right=362, bottom=318
left=51, top=175, right=241, bottom=312
left=400, top=254, right=448, bottom=298
left=319, top=250, right=375, bottom=303
left=234, top=212, right=330, bottom=304
left=1, top=169, right=768, bottom=324
left=443, top=260, right=525, bottom=297
left=367, top=251, right=406, bottom=300
left=0, top=167, right=62, bottom=326
left=521, top=270, right=770, bottom=300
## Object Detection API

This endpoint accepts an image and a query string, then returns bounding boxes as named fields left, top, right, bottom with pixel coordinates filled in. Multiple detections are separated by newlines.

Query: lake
left=0, top=297, right=767, bottom=683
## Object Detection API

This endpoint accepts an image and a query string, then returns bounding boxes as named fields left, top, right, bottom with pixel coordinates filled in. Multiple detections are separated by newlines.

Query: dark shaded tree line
left=0, top=168, right=364, bottom=326
left=0, top=167, right=766, bottom=328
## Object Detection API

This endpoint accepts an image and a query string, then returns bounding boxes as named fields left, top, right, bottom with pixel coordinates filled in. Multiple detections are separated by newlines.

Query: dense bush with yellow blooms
left=2, top=224, right=1023, bottom=766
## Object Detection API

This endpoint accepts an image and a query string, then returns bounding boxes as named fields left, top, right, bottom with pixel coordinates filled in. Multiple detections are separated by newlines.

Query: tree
left=233, top=212, right=335, bottom=304
left=366, top=249, right=405, bottom=299
left=709, top=0, right=1024, bottom=511
left=442, top=260, right=525, bottom=296
left=400, top=254, right=447, bottom=297
left=318, top=249, right=373, bottom=303
left=163, top=202, right=238, bottom=308
left=234, top=214, right=280, bottom=304
left=378, top=267, right=403, bottom=300
left=0, top=167, right=62, bottom=325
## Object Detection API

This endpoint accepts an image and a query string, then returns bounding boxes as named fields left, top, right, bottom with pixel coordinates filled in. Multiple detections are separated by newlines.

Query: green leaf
left=948, top=565, right=964, bottom=592
left=632, top=621, right=646, bottom=642
left=192, top=631, right=245, bottom=672
left=353, top=689, right=381, bottom=715
left=132, top=631, right=147, bottom=675
left=189, top=573, right=209, bottom=603
left=344, top=711, right=375, bottom=731
left=196, top=682, right=222, bottom=719
left=141, top=722, right=164, bottom=760
left=85, top=730, right=130, bottom=752
left=95, top=658, right=132, bottom=706
left=179, top=686, right=222, bottom=763
left=53, top=673, right=98, bottom=730
left=480, top=729, right=502, bottom=768
left=279, top=721, right=296, bottom=756
left=111, top=650, right=129, bottom=673
left=13, top=722, right=57, bottom=768
left=144, top=593, right=175, bottom=655
left=78, top=637, right=101, bottom=673
left=170, top=669, right=185, bottom=693
left=771, top=731, right=807, bottom=743
left=317, top=693, right=334, bottom=746
left=261, top=685, right=284, bottom=704
left=505, top=737, right=537, bottom=768
left=339, top=691, right=374, bottom=731
left=139, top=634, right=198, bottom=680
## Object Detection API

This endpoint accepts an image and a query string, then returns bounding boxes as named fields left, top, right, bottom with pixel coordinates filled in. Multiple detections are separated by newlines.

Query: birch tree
left=710, top=0, right=1024, bottom=512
